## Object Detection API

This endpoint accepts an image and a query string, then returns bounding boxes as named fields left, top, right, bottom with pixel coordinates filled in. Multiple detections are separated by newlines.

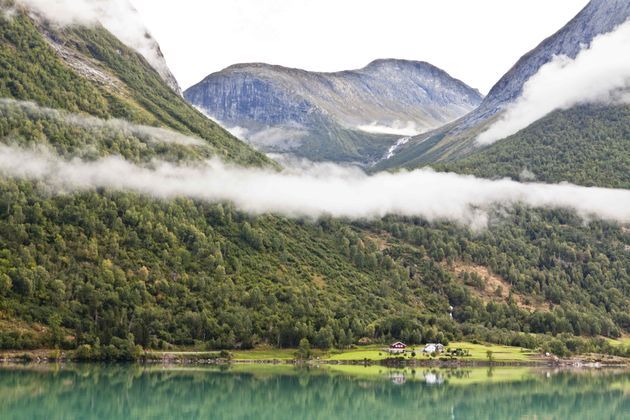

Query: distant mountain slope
left=184, top=60, right=482, bottom=163
left=375, top=0, right=630, bottom=171
left=440, top=104, right=630, bottom=188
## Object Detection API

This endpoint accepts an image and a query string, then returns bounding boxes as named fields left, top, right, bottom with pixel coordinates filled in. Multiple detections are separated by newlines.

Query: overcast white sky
left=130, top=0, right=589, bottom=93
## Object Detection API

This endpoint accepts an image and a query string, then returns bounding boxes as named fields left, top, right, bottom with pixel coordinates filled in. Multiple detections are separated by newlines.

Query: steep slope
left=441, top=104, right=630, bottom=188
left=0, top=4, right=269, bottom=167
left=0, top=3, right=628, bottom=359
left=0, top=6, right=434, bottom=351
left=375, top=0, right=630, bottom=171
left=185, top=60, right=482, bottom=164
left=15, top=0, right=181, bottom=94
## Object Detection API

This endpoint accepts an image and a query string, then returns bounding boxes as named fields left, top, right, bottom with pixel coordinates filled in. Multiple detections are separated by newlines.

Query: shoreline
left=1, top=350, right=628, bottom=368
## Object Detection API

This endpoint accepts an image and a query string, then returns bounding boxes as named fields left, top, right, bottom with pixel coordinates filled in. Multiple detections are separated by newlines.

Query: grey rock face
left=184, top=59, right=482, bottom=163
left=481, top=0, right=630, bottom=116
left=149, top=40, right=182, bottom=96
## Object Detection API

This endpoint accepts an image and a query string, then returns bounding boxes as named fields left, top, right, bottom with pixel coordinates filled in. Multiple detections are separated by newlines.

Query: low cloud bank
left=357, top=121, right=424, bottom=136
left=478, top=20, right=630, bottom=146
left=0, top=145, right=629, bottom=228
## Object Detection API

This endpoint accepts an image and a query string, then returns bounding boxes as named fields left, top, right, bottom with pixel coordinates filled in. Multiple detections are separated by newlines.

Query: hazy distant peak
left=186, top=59, right=482, bottom=163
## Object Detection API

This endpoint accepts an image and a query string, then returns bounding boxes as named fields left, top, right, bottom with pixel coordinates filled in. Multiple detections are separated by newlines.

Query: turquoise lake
left=0, top=364, right=628, bottom=419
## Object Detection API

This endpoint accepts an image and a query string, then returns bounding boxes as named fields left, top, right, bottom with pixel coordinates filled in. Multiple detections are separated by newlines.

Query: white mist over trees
left=0, top=144, right=629, bottom=228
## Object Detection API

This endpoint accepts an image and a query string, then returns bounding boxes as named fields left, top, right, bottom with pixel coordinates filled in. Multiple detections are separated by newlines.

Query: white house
left=422, top=343, right=444, bottom=354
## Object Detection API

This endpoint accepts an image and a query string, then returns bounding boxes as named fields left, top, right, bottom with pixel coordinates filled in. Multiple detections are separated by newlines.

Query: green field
left=324, top=345, right=396, bottom=361
left=231, top=348, right=297, bottom=360
left=447, top=342, right=536, bottom=362
left=153, top=341, right=538, bottom=363
left=323, top=342, right=536, bottom=362
left=231, top=347, right=327, bottom=361
left=607, top=337, right=630, bottom=347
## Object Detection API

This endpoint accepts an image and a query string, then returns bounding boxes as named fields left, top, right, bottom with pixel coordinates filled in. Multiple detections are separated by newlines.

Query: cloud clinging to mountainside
left=0, top=144, right=629, bottom=229
left=477, top=20, right=630, bottom=146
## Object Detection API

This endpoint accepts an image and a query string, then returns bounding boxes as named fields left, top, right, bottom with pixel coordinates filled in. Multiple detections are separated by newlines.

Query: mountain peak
left=186, top=59, right=482, bottom=163
left=482, top=0, right=630, bottom=112
left=374, top=0, right=630, bottom=171
left=364, top=58, right=433, bottom=68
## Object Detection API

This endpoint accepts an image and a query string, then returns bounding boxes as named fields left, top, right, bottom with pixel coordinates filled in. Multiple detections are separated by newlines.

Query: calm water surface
left=0, top=364, right=628, bottom=419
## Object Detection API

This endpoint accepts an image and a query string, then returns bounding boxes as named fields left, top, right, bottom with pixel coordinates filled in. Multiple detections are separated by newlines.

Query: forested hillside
left=0, top=4, right=628, bottom=360
left=441, top=105, right=630, bottom=188
left=0, top=7, right=270, bottom=167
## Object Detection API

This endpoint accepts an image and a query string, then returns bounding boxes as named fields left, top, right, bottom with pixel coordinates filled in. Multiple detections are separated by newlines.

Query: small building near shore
left=422, top=343, right=444, bottom=354
left=388, top=341, right=407, bottom=354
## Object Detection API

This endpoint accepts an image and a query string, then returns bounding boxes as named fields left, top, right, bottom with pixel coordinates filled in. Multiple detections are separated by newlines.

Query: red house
left=388, top=341, right=407, bottom=354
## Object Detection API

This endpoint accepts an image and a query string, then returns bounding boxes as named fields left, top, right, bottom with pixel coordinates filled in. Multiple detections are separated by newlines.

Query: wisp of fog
left=0, top=99, right=203, bottom=147
left=478, top=19, right=630, bottom=146
left=0, top=145, right=629, bottom=228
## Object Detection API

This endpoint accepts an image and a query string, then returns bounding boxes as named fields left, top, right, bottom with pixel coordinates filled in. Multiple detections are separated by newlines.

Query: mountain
left=375, top=0, right=630, bottom=172
left=0, top=2, right=268, bottom=167
left=184, top=60, right=482, bottom=164
left=0, top=2, right=628, bottom=359
left=15, top=0, right=182, bottom=95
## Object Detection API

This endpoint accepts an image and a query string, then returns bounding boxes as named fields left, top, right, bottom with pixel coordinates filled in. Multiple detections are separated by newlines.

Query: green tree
left=295, top=338, right=312, bottom=360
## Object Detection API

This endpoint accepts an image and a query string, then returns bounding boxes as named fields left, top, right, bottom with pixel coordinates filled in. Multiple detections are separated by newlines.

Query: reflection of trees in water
left=447, top=369, right=471, bottom=380
left=428, top=368, right=471, bottom=382
left=0, top=366, right=627, bottom=419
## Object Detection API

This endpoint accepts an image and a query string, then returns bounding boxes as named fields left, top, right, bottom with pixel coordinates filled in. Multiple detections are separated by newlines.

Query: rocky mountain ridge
left=185, top=59, right=482, bottom=163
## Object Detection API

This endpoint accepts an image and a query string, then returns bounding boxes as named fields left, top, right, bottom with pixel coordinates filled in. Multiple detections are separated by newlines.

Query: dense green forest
left=0, top=5, right=628, bottom=360
left=442, top=105, right=630, bottom=188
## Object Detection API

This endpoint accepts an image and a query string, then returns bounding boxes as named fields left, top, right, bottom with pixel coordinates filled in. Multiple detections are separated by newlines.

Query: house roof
left=390, top=341, right=407, bottom=348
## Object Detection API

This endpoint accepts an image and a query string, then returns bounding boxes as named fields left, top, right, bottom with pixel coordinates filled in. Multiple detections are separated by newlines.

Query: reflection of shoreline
left=378, top=365, right=630, bottom=388
left=2, top=349, right=629, bottom=368
left=0, top=363, right=628, bottom=384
